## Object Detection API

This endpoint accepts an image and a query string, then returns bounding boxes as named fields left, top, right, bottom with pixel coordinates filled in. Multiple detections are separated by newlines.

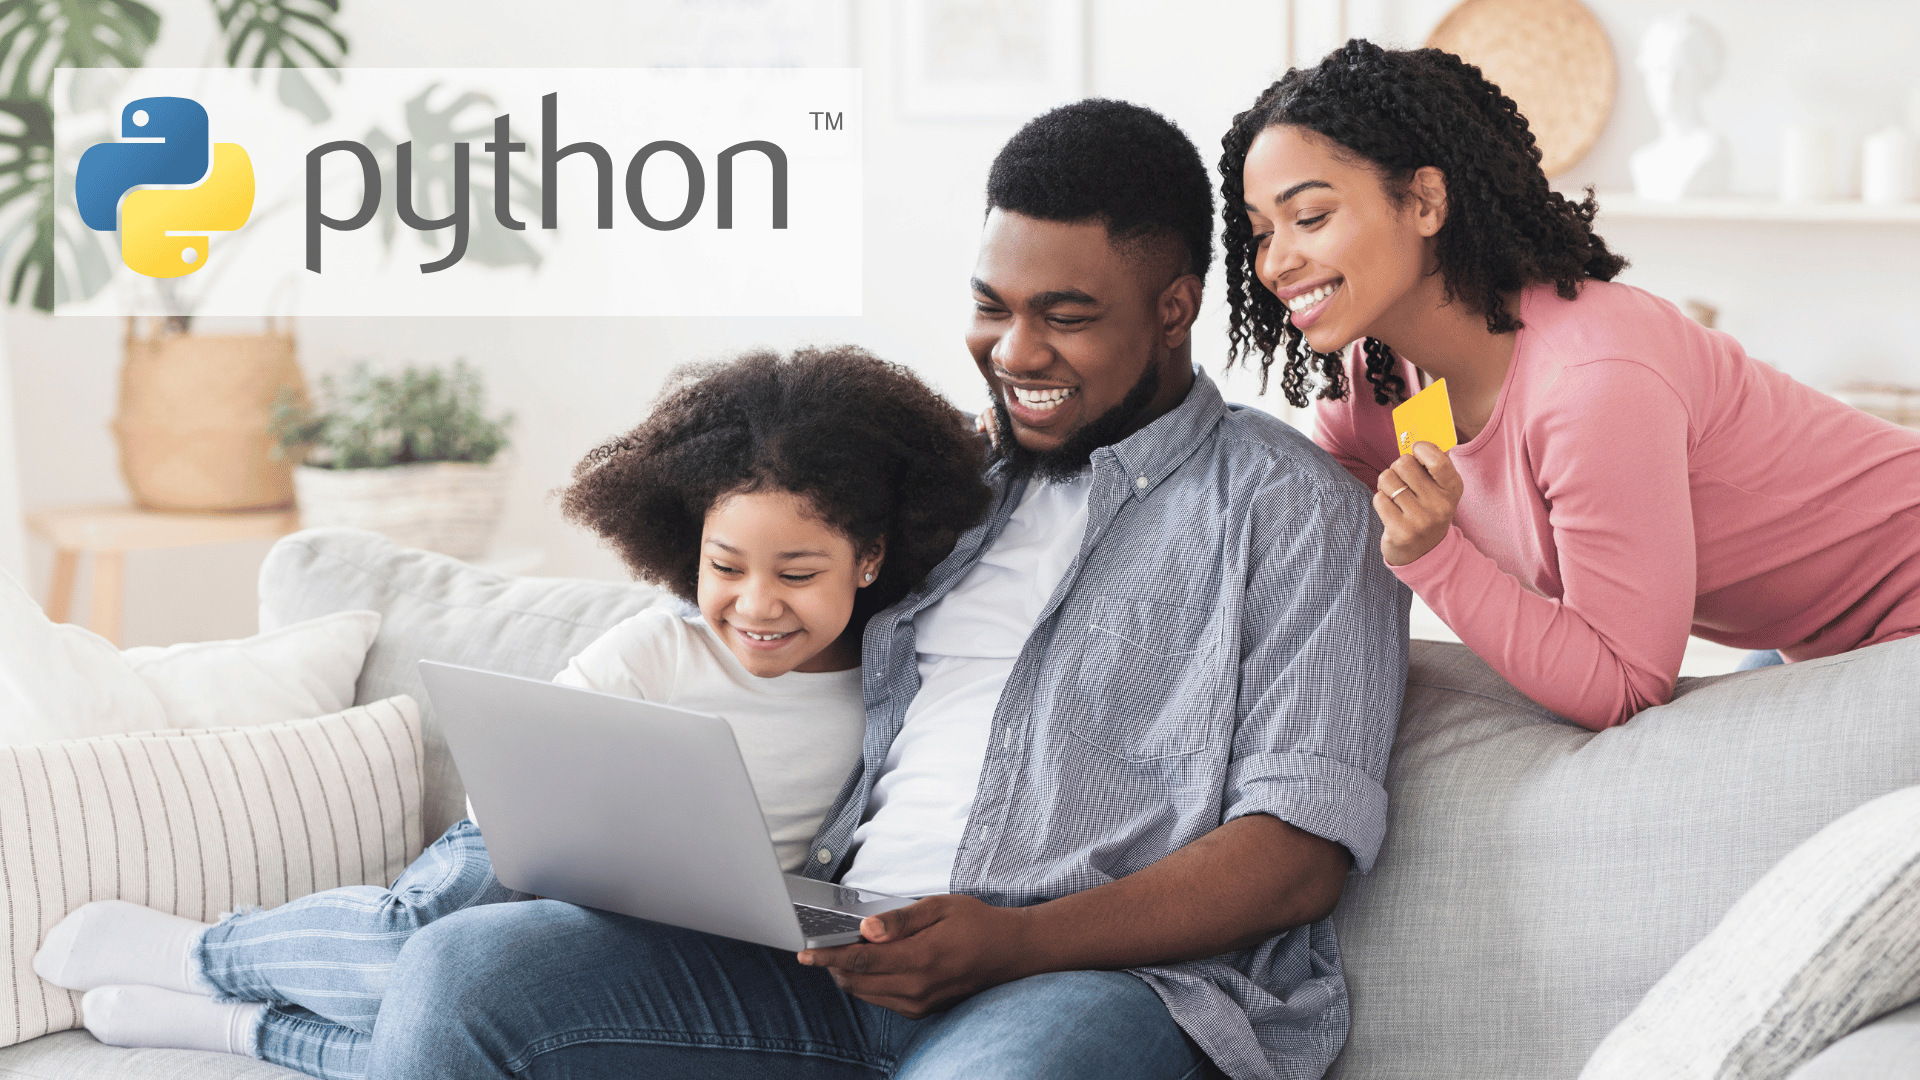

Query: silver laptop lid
left=418, top=660, right=813, bottom=951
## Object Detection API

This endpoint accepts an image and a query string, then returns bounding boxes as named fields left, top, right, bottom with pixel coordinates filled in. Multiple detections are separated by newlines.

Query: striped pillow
left=0, top=696, right=424, bottom=1048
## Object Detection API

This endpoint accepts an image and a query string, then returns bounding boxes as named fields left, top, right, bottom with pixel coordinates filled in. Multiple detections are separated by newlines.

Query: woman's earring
left=863, top=572, right=874, bottom=583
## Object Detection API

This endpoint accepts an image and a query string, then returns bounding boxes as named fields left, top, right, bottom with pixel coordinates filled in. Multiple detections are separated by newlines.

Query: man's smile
left=998, top=377, right=1081, bottom=430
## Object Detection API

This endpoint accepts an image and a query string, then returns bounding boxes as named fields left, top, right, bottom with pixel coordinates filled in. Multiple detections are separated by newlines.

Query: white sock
left=33, top=900, right=211, bottom=994
left=81, top=985, right=262, bottom=1056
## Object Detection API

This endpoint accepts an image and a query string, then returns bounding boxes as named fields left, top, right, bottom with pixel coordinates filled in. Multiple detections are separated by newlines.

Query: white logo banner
left=54, top=67, right=862, bottom=317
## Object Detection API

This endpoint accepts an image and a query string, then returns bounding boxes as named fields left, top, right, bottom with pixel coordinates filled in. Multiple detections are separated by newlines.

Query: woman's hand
left=1374, top=442, right=1464, bottom=566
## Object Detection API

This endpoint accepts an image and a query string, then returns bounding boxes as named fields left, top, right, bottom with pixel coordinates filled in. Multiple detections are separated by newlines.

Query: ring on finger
left=1388, top=486, right=1410, bottom=501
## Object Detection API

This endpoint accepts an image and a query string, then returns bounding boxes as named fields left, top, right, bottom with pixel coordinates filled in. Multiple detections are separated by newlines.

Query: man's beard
left=991, top=360, right=1162, bottom=483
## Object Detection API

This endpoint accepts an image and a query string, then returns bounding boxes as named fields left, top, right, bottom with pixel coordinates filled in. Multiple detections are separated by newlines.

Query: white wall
left=12, top=0, right=1917, bottom=645
left=1371, top=0, right=1920, bottom=388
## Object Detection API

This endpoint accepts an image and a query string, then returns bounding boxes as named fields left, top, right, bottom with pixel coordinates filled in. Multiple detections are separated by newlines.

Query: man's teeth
left=1286, top=281, right=1340, bottom=312
left=740, top=629, right=793, bottom=641
left=1010, top=385, right=1076, bottom=411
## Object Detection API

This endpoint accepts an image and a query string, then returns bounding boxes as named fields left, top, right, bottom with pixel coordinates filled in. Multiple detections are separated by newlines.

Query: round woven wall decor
left=1427, top=0, right=1615, bottom=178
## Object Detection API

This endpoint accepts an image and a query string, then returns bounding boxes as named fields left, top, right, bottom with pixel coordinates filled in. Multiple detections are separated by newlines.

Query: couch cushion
left=122, top=610, right=381, bottom=730
left=257, top=528, right=674, bottom=838
left=0, top=1030, right=304, bottom=1078
left=1, top=699, right=422, bottom=1049
left=1581, top=784, right=1920, bottom=1080
left=1787, top=999, right=1920, bottom=1080
left=1326, top=636, right=1920, bottom=1080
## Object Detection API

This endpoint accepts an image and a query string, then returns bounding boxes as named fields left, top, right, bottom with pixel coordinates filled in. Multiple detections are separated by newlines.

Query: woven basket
left=1427, top=0, right=1615, bottom=178
left=113, top=319, right=305, bottom=511
left=293, top=459, right=510, bottom=561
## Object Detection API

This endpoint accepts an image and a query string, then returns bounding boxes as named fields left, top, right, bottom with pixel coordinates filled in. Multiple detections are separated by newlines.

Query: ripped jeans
left=195, top=819, right=526, bottom=1080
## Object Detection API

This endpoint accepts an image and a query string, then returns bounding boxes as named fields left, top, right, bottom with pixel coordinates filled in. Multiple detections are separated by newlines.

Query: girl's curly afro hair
left=1219, top=39, right=1628, bottom=408
left=559, top=345, right=991, bottom=626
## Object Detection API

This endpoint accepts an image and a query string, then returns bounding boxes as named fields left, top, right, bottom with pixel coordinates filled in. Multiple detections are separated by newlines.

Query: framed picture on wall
left=897, top=0, right=1086, bottom=118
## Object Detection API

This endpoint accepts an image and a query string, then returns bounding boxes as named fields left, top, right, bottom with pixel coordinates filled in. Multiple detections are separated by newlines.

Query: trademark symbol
left=810, top=111, right=844, bottom=131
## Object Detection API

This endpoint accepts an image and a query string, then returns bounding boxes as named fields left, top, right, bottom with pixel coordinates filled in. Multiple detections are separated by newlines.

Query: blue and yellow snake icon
left=76, top=97, right=255, bottom=278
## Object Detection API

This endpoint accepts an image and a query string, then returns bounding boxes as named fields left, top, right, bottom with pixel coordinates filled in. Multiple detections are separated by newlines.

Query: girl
left=1221, top=41, right=1920, bottom=730
left=34, top=345, right=992, bottom=1077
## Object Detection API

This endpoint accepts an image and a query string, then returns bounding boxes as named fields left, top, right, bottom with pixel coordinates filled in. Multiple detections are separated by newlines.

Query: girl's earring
left=863, top=572, right=874, bottom=583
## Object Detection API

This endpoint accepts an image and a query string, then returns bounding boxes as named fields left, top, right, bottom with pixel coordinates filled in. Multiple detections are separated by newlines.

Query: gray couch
left=3, top=527, right=1916, bottom=1079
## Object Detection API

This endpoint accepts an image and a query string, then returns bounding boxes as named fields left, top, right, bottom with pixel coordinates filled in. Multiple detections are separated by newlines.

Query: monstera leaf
left=0, top=0, right=160, bottom=100
left=215, top=0, right=347, bottom=123
left=0, top=97, right=53, bottom=309
left=0, top=0, right=346, bottom=311
left=0, top=0, right=158, bottom=309
left=215, top=0, right=346, bottom=69
left=362, top=84, right=544, bottom=272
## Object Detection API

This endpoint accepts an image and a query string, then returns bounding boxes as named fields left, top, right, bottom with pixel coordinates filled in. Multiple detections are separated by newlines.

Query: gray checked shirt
left=802, top=368, right=1409, bottom=1080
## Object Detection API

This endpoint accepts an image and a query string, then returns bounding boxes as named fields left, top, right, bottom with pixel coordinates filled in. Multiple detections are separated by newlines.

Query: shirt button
left=1135, top=475, right=1149, bottom=489
left=815, top=848, right=832, bottom=864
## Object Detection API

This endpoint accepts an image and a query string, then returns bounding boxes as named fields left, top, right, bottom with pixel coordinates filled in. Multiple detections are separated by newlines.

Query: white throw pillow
left=0, top=568, right=165, bottom=746
left=1580, top=784, right=1920, bottom=1080
left=0, top=696, right=424, bottom=1048
left=122, top=609, right=381, bottom=729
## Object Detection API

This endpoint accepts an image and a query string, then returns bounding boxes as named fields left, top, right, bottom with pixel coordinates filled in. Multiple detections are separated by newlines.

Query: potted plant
left=270, top=360, right=513, bottom=560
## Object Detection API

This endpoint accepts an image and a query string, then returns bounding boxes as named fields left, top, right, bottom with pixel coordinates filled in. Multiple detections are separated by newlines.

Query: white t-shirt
left=840, top=473, right=1091, bottom=898
left=550, top=609, right=865, bottom=873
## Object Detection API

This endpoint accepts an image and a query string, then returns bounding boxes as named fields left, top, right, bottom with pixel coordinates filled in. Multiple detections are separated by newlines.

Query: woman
left=1220, top=40, right=1920, bottom=729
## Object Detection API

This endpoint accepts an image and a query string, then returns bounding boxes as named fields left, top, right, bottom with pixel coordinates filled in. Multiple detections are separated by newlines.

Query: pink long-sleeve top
left=1314, top=280, right=1920, bottom=730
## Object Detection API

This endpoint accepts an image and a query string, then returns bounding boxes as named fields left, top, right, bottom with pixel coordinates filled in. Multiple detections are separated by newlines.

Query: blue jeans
left=361, top=899, right=1215, bottom=1079
left=200, top=823, right=1213, bottom=1079
left=196, top=820, right=529, bottom=1079
left=1736, top=649, right=1787, bottom=671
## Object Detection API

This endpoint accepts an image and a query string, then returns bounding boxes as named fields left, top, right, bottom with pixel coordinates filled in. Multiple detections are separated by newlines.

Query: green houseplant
left=0, top=0, right=349, bottom=311
left=0, top=1, right=350, bottom=511
left=270, top=360, right=514, bottom=560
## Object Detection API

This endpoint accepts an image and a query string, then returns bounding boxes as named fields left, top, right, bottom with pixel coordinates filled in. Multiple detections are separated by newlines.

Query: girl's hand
left=976, top=409, right=1000, bottom=451
left=1374, top=443, right=1463, bottom=566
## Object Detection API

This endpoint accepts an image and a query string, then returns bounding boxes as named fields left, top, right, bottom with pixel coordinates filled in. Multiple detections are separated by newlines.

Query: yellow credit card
left=1391, top=378, right=1458, bottom=456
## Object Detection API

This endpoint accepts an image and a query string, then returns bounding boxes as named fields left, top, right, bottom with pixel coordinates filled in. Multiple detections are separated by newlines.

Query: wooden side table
left=26, top=504, right=300, bottom=645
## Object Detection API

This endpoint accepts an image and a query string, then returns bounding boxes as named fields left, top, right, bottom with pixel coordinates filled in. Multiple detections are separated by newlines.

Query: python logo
left=76, top=97, right=255, bottom=278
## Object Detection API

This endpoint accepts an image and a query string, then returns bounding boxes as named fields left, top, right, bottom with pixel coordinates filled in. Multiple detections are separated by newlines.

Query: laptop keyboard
left=794, top=903, right=865, bottom=939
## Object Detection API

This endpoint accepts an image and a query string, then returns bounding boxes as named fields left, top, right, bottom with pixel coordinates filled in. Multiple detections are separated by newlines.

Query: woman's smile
left=1283, top=279, right=1343, bottom=331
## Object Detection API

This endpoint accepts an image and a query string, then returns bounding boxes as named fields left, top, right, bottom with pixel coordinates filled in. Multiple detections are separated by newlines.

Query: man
left=367, top=99, right=1407, bottom=1080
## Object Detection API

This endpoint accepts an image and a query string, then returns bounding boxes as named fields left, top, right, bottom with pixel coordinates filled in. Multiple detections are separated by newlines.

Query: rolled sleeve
left=1225, top=751, right=1391, bottom=874
left=1228, top=483, right=1407, bottom=873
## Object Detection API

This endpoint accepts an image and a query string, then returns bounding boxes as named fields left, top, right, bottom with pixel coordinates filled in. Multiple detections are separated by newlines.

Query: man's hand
left=796, top=894, right=1031, bottom=1019
left=1375, top=442, right=1464, bottom=566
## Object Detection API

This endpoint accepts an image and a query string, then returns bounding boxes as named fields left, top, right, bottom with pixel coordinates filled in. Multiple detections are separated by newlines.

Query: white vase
left=1862, top=126, right=1916, bottom=205
left=293, top=459, right=510, bottom=561
left=1780, top=124, right=1837, bottom=203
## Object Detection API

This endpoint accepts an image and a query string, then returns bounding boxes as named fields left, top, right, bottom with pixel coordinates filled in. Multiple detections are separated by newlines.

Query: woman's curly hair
left=1219, top=39, right=1628, bottom=407
left=559, top=346, right=991, bottom=626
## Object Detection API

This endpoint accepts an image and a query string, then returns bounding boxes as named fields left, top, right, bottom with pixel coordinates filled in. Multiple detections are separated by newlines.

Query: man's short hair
left=986, top=98, right=1215, bottom=287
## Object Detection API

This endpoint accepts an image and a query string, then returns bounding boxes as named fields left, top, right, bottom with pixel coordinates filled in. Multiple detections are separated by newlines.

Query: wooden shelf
left=1593, top=192, right=1920, bottom=224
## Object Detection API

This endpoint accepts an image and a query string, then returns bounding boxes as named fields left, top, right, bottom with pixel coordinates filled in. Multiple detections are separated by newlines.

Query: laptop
left=416, top=660, right=914, bottom=951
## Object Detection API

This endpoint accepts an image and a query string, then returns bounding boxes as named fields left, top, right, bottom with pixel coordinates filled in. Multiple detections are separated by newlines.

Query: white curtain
left=0, top=314, right=26, bottom=585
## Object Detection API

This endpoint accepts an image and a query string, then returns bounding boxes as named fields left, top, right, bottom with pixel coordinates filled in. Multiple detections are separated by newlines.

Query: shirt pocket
left=1065, top=595, right=1228, bottom=763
